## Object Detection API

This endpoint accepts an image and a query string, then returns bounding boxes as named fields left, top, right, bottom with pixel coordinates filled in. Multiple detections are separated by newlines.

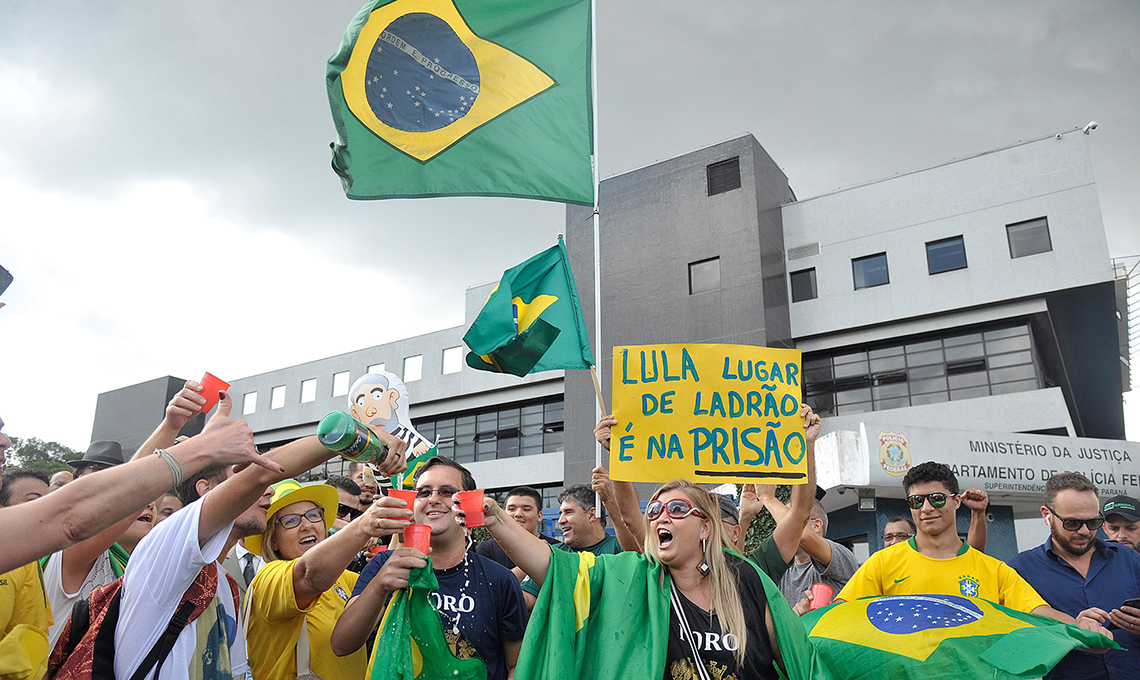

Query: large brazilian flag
left=327, top=0, right=593, bottom=205
left=802, top=594, right=1119, bottom=680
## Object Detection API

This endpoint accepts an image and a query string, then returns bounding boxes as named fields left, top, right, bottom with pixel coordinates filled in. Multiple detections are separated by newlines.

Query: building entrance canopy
left=816, top=422, right=1139, bottom=517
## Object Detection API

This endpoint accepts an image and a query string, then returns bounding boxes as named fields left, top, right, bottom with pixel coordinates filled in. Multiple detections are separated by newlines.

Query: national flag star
left=406, top=90, right=411, bottom=95
left=382, top=87, right=387, bottom=92
left=393, top=69, right=398, bottom=75
left=434, top=112, right=440, bottom=117
left=414, top=102, right=420, bottom=107
left=387, top=102, right=393, bottom=108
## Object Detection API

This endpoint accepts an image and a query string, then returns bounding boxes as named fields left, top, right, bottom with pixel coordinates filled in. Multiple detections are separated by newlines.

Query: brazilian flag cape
left=463, top=237, right=593, bottom=377
left=369, top=559, right=487, bottom=680
left=515, top=548, right=830, bottom=680
left=801, top=594, right=1120, bottom=680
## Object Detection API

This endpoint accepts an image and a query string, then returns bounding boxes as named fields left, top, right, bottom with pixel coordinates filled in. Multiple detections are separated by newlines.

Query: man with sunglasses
left=1008, top=473, right=1140, bottom=680
left=326, top=475, right=365, bottom=531
left=334, top=456, right=527, bottom=680
left=836, top=462, right=1103, bottom=632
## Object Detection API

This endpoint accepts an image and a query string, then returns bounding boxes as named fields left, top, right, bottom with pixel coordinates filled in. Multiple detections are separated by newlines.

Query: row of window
left=789, top=216, right=1053, bottom=302
left=803, top=324, right=1042, bottom=416
left=240, top=347, right=468, bottom=415
left=412, top=397, right=566, bottom=464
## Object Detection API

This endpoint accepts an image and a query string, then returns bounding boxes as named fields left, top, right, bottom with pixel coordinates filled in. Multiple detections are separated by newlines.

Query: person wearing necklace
left=477, top=403, right=824, bottom=680
left=331, top=456, right=528, bottom=680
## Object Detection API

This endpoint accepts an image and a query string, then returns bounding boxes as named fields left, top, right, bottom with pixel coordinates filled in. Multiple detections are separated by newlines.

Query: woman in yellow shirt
left=244, top=479, right=412, bottom=680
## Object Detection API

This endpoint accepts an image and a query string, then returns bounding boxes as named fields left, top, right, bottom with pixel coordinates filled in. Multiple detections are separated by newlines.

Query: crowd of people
left=0, top=380, right=1138, bottom=680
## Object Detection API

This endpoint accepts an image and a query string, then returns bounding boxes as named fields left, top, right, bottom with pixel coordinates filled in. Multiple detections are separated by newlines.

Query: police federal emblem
left=878, top=432, right=911, bottom=477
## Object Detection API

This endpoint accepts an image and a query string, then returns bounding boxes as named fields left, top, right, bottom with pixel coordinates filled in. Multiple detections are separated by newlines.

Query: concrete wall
left=91, top=376, right=203, bottom=453
left=783, top=132, right=1113, bottom=342
left=565, top=135, right=794, bottom=487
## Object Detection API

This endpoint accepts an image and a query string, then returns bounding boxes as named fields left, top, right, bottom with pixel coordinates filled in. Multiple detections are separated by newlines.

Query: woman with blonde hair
left=471, top=405, right=824, bottom=680
left=244, top=478, right=412, bottom=679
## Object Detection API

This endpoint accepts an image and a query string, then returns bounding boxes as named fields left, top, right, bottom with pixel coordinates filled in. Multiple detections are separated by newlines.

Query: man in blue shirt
left=1008, top=472, right=1140, bottom=680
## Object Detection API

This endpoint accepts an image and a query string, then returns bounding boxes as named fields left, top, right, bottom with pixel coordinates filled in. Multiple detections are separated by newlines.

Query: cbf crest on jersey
left=958, top=575, right=981, bottom=598
left=878, top=431, right=911, bottom=477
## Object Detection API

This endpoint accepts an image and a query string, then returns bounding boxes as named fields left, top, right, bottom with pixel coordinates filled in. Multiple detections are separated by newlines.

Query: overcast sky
left=1, top=0, right=1137, bottom=451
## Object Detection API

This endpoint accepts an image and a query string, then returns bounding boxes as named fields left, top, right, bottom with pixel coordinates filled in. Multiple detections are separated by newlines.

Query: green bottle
left=317, top=411, right=389, bottom=463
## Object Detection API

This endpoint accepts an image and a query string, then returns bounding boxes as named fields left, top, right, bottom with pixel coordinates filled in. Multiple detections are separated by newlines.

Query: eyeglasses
left=1046, top=507, right=1105, bottom=532
left=276, top=507, right=325, bottom=530
left=415, top=485, right=460, bottom=500
left=646, top=498, right=707, bottom=521
left=905, top=493, right=955, bottom=510
left=882, top=533, right=913, bottom=543
left=337, top=504, right=363, bottom=520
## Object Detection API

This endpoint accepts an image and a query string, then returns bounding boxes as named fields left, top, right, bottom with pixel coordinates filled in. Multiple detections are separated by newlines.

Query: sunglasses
left=882, top=533, right=913, bottom=542
left=415, top=485, right=460, bottom=500
left=1046, top=507, right=1105, bottom=532
left=905, top=493, right=955, bottom=510
left=337, top=504, right=363, bottom=520
left=646, top=498, right=707, bottom=521
left=276, top=507, right=325, bottom=530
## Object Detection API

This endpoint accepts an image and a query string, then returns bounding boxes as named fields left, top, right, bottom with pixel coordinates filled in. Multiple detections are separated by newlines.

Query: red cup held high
left=456, top=489, right=485, bottom=527
left=198, top=372, right=231, bottom=416
left=404, top=523, right=431, bottom=554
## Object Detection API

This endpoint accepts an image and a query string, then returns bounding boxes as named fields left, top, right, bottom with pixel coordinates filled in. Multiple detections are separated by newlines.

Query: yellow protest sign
left=610, top=344, right=807, bottom=484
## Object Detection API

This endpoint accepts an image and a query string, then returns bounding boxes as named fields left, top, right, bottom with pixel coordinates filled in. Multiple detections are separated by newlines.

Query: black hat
left=716, top=494, right=740, bottom=524
left=70, top=441, right=127, bottom=470
left=1103, top=495, right=1140, bottom=523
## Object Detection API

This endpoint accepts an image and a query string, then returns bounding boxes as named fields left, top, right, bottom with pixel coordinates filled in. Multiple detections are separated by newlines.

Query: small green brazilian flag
left=463, top=237, right=593, bottom=377
left=369, top=560, right=487, bottom=680
left=327, top=0, right=593, bottom=205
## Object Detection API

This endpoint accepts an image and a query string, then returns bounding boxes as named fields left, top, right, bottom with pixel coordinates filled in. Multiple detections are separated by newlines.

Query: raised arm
left=0, top=401, right=283, bottom=573
left=480, top=498, right=553, bottom=587
left=594, top=416, right=645, bottom=551
left=769, top=404, right=820, bottom=563
left=962, top=489, right=989, bottom=553
left=591, top=465, right=642, bottom=552
left=197, top=396, right=407, bottom=547
left=292, top=497, right=411, bottom=609
left=132, top=380, right=209, bottom=461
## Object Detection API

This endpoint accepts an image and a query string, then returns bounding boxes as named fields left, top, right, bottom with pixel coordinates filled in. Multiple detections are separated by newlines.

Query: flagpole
left=589, top=0, right=603, bottom=488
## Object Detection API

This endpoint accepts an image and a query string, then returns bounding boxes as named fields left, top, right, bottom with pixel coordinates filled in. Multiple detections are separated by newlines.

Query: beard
left=1051, top=523, right=1094, bottom=556
left=234, top=513, right=267, bottom=539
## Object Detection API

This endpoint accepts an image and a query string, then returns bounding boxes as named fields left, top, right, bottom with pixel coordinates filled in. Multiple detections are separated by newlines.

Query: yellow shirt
left=245, top=559, right=364, bottom=680
left=836, top=539, right=1047, bottom=613
left=0, top=562, right=54, bottom=680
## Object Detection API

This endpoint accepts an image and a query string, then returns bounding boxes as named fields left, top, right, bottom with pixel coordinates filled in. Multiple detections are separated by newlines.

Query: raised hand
left=591, top=465, right=615, bottom=504
left=372, top=429, right=409, bottom=478
left=356, top=495, right=414, bottom=538
left=164, top=380, right=206, bottom=431
left=962, top=488, right=989, bottom=512
left=194, top=392, right=284, bottom=474
left=801, top=403, right=822, bottom=443
left=594, top=415, right=617, bottom=452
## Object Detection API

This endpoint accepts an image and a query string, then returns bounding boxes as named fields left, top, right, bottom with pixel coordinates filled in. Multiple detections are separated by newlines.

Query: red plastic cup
left=198, top=372, right=231, bottom=416
left=455, top=489, right=485, bottom=527
left=404, top=523, right=431, bottom=554
left=809, top=583, right=834, bottom=610
left=369, top=544, right=387, bottom=556
left=387, top=488, right=417, bottom=509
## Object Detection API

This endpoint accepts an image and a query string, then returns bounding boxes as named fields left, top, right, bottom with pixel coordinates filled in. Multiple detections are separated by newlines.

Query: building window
left=442, top=346, right=463, bottom=375
left=926, top=236, right=967, bottom=274
left=852, top=253, right=889, bottom=289
left=270, top=385, right=287, bottom=409
left=404, top=355, right=423, bottom=382
left=803, top=324, right=1041, bottom=416
left=300, top=379, right=316, bottom=404
left=413, top=396, right=564, bottom=465
left=790, top=268, right=817, bottom=302
left=332, top=371, right=350, bottom=397
left=689, top=257, right=721, bottom=295
left=707, top=157, right=741, bottom=196
left=368, top=363, right=386, bottom=374
left=242, top=392, right=257, bottom=415
left=1007, top=217, right=1052, bottom=258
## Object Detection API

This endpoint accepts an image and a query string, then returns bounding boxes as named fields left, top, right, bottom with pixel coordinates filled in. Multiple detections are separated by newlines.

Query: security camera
left=1055, top=134, right=1062, bottom=140
left=986, top=512, right=995, bottom=523
left=1083, top=121, right=1098, bottom=134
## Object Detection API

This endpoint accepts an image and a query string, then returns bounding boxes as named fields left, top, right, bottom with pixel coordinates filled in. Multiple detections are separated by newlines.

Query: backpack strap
left=128, top=600, right=196, bottom=680
left=65, top=595, right=91, bottom=660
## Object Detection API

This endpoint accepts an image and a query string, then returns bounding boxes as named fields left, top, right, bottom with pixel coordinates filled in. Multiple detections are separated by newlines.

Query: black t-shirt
left=663, top=554, right=778, bottom=680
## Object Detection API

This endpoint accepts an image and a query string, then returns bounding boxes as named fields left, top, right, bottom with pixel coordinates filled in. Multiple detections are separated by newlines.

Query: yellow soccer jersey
left=836, top=538, right=1047, bottom=613
left=0, top=562, right=53, bottom=680
left=245, top=559, right=365, bottom=680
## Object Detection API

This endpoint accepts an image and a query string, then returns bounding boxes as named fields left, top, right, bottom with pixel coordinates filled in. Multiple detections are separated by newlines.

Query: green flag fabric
left=515, top=547, right=829, bottom=680
left=327, top=0, right=593, bottom=205
left=369, top=559, right=487, bottom=680
left=463, top=237, right=593, bottom=376
left=801, top=594, right=1119, bottom=680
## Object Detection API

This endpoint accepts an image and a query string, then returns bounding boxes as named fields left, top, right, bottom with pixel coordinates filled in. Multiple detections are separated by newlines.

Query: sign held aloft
left=610, top=344, right=808, bottom=485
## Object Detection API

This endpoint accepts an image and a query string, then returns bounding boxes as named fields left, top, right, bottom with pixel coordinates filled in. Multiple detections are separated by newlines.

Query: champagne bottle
left=317, top=411, right=389, bottom=463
